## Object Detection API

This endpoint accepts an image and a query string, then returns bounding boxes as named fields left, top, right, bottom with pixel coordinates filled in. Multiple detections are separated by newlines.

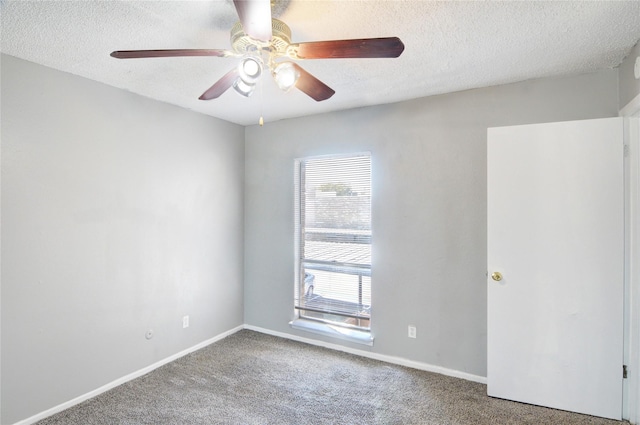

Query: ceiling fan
left=111, top=0, right=404, bottom=103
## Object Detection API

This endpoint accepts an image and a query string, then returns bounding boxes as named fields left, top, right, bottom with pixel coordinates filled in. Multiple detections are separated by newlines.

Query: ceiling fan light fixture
left=273, top=62, right=300, bottom=92
left=238, top=57, right=262, bottom=84
left=233, top=78, right=256, bottom=97
left=232, top=56, right=263, bottom=97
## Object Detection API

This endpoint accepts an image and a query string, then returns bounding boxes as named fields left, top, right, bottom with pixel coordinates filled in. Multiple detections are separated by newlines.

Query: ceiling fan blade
left=233, top=0, right=272, bottom=42
left=290, top=37, right=405, bottom=59
left=292, top=64, right=335, bottom=102
left=111, top=49, right=234, bottom=59
left=199, top=68, right=240, bottom=100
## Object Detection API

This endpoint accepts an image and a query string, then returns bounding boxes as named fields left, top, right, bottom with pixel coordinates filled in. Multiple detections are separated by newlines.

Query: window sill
left=289, top=319, right=374, bottom=346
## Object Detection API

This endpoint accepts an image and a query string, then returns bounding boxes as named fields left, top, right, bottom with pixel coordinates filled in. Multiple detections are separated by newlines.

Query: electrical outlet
left=408, top=325, right=417, bottom=339
left=182, top=315, right=189, bottom=328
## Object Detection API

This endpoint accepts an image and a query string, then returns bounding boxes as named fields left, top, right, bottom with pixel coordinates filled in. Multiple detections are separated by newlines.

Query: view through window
left=295, top=154, right=371, bottom=330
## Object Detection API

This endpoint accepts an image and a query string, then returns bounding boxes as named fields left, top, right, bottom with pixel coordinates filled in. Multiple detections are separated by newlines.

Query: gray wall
left=620, top=41, right=640, bottom=110
left=1, top=55, right=245, bottom=424
left=244, top=70, right=619, bottom=378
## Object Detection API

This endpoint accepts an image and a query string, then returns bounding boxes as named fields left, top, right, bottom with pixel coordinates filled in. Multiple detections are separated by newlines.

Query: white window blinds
left=295, top=154, right=372, bottom=330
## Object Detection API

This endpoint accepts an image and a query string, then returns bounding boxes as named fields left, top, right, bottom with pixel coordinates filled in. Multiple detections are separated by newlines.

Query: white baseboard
left=12, top=325, right=244, bottom=425
left=244, top=324, right=487, bottom=384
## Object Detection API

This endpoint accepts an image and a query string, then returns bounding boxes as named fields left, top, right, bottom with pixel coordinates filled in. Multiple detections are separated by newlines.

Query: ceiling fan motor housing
left=230, top=19, right=292, bottom=55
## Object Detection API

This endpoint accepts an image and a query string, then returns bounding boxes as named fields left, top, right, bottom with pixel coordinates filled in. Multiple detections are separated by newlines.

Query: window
left=294, top=153, right=372, bottom=332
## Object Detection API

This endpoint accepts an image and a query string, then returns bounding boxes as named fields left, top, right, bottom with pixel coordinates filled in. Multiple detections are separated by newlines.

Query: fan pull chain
left=259, top=76, right=264, bottom=127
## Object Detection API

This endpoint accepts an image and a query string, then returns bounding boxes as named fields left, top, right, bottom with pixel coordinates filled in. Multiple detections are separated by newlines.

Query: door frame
left=621, top=93, right=640, bottom=423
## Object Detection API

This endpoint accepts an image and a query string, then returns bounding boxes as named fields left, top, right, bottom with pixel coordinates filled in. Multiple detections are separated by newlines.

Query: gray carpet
left=37, top=330, right=626, bottom=425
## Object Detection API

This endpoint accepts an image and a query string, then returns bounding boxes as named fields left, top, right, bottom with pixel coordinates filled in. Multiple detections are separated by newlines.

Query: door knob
left=491, top=272, right=503, bottom=282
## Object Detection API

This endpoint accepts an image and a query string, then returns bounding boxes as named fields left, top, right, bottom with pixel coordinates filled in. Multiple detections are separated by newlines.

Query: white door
left=487, top=118, right=624, bottom=420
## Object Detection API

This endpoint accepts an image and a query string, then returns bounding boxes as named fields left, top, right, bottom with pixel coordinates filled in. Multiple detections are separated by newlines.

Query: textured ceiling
left=2, top=1, right=640, bottom=126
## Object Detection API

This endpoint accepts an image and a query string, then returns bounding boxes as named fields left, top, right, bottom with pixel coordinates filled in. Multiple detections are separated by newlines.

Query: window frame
left=293, top=152, right=373, bottom=339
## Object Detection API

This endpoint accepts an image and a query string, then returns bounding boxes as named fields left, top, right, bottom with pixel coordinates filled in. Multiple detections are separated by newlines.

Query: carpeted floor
left=37, top=330, right=627, bottom=425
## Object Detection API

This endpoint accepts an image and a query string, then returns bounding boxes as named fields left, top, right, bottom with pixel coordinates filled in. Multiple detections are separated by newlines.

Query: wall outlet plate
left=182, top=316, right=189, bottom=328
left=408, top=325, right=417, bottom=338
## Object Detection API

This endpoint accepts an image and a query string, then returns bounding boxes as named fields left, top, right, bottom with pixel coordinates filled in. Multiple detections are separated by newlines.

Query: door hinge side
left=623, top=365, right=628, bottom=379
